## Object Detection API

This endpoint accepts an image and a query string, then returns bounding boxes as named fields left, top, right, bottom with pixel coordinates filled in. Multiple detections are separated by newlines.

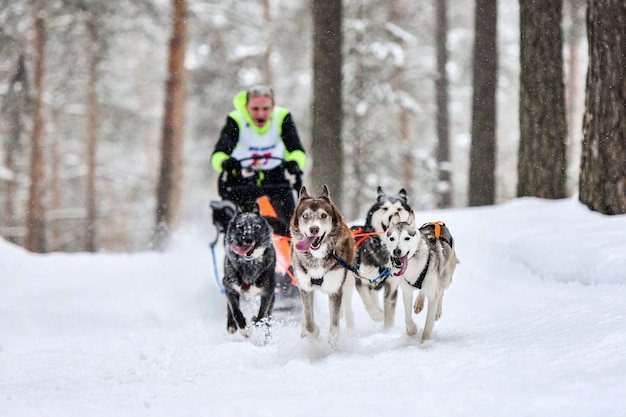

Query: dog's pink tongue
left=231, top=244, right=253, bottom=256
left=393, top=256, right=408, bottom=276
left=295, top=236, right=317, bottom=252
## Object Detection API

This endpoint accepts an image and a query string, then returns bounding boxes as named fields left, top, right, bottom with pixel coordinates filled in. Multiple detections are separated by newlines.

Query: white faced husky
left=353, top=187, right=412, bottom=328
left=384, top=211, right=459, bottom=342
left=290, top=185, right=355, bottom=348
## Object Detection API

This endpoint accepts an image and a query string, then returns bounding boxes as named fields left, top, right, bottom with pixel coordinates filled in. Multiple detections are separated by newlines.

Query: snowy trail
left=1, top=198, right=625, bottom=416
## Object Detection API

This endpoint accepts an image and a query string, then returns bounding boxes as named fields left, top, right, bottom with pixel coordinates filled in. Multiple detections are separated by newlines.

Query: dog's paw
left=405, top=322, right=418, bottom=336
left=301, top=324, right=320, bottom=339
left=227, top=326, right=237, bottom=334
left=413, top=293, right=425, bottom=314
left=239, top=326, right=252, bottom=338
left=328, top=331, right=339, bottom=350
left=367, top=307, right=384, bottom=322
left=383, top=317, right=395, bottom=329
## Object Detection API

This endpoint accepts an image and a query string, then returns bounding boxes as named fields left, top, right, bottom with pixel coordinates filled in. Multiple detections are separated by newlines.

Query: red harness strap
left=351, top=227, right=385, bottom=249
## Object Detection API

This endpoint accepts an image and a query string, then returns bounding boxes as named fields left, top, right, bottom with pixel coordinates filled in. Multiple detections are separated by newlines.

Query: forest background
left=0, top=0, right=610, bottom=253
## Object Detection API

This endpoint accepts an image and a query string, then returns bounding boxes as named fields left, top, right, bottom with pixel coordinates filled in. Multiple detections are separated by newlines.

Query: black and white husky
left=223, top=211, right=276, bottom=337
left=384, top=211, right=459, bottom=342
left=290, top=185, right=355, bottom=348
left=353, top=187, right=411, bottom=328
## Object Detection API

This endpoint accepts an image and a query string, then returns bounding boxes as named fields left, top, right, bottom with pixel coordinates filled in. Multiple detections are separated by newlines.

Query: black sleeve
left=212, top=116, right=240, bottom=155
left=281, top=113, right=306, bottom=154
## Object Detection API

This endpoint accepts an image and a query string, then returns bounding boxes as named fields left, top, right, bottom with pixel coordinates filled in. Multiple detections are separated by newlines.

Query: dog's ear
left=299, top=186, right=309, bottom=200
left=406, top=210, right=415, bottom=225
left=321, top=184, right=330, bottom=201
left=389, top=212, right=401, bottom=228
left=376, top=186, right=385, bottom=202
left=398, top=188, right=408, bottom=203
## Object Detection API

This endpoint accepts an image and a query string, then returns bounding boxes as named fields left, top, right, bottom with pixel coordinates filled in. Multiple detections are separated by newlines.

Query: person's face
left=245, top=95, right=274, bottom=128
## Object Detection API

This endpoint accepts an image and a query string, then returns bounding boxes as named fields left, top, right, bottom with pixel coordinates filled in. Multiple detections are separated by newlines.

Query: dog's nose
left=309, top=226, right=319, bottom=235
left=393, top=248, right=402, bottom=257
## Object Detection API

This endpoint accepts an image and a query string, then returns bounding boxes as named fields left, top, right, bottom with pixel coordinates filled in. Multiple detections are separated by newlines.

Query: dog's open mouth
left=391, top=255, right=408, bottom=276
left=230, top=244, right=255, bottom=257
left=295, top=234, right=325, bottom=252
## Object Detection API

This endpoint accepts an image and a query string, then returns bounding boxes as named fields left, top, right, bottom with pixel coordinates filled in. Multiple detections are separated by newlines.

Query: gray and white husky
left=290, top=185, right=355, bottom=348
left=353, top=187, right=412, bottom=328
left=384, top=211, right=459, bottom=342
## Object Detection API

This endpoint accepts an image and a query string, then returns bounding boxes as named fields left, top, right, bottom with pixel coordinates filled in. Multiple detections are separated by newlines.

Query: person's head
left=245, top=84, right=274, bottom=128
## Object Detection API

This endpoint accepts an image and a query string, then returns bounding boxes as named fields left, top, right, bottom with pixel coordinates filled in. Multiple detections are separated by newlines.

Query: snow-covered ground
left=1, top=197, right=625, bottom=417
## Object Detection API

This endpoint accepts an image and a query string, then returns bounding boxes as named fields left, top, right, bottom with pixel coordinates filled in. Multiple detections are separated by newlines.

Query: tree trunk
left=310, top=0, right=344, bottom=203
left=153, top=0, right=187, bottom=249
left=468, top=0, right=497, bottom=206
left=25, top=15, right=47, bottom=253
left=262, top=0, right=273, bottom=86
left=565, top=0, right=586, bottom=193
left=579, top=0, right=626, bottom=214
left=85, top=18, right=99, bottom=252
left=435, top=0, right=451, bottom=208
left=3, top=54, right=29, bottom=244
left=517, top=0, right=567, bottom=199
left=390, top=1, right=413, bottom=200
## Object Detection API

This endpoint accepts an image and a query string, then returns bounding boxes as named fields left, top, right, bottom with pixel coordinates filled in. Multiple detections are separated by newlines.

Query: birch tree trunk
left=435, top=0, right=452, bottom=208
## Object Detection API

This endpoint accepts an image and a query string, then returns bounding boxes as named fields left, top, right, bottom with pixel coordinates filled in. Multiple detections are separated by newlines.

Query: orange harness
left=350, top=226, right=385, bottom=249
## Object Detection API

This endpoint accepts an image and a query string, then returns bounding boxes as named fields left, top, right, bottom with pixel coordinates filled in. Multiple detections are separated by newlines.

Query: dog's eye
left=405, top=236, right=411, bottom=241
left=303, top=213, right=309, bottom=219
left=321, top=213, right=327, bottom=219
left=389, top=237, right=395, bottom=242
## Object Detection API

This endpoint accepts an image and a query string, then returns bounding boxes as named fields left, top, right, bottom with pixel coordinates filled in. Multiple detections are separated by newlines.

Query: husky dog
left=223, top=211, right=276, bottom=337
left=384, top=211, right=459, bottom=342
left=353, top=187, right=412, bottom=327
left=290, top=185, right=355, bottom=348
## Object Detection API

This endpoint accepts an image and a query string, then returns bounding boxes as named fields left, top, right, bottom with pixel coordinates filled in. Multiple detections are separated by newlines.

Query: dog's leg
left=421, top=288, right=442, bottom=342
left=300, top=289, right=320, bottom=339
left=328, top=290, right=343, bottom=349
left=413, top=291, right=425, bottom=314
left=255, top=291, right=275, bottom=323
left=225, top=291, right=249, bottom=337
left=226, top=303, right=237, bottom=334
left=383, top=283, right=398, bottom=329
left=400, top=284, right=417, bottom=336
left=356, top=281, right=384, bottom=322
left=255, top=269, right=276, bottom=324
left=436, top=291, right=444, bottom=321
left=342, top=273, right=355, bottom=328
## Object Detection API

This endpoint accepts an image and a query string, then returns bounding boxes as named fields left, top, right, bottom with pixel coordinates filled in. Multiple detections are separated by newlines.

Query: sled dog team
left=222, top=185, right=459, bottom=348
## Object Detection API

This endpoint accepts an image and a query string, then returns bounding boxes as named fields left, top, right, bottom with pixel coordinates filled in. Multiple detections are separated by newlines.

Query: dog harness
left=405, top=221, right=452, bottom=289
left=406, top=254, right=431, bottom=289
left=332, top=252, right=392, bottom=287
left=422, top=221, right=454, bottom=247
left=311, top=277, right=324, bottom=286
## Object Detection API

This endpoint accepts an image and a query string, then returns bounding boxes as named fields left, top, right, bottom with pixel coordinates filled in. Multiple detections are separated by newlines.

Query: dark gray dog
left=223, top=211, right=276, bottom=337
